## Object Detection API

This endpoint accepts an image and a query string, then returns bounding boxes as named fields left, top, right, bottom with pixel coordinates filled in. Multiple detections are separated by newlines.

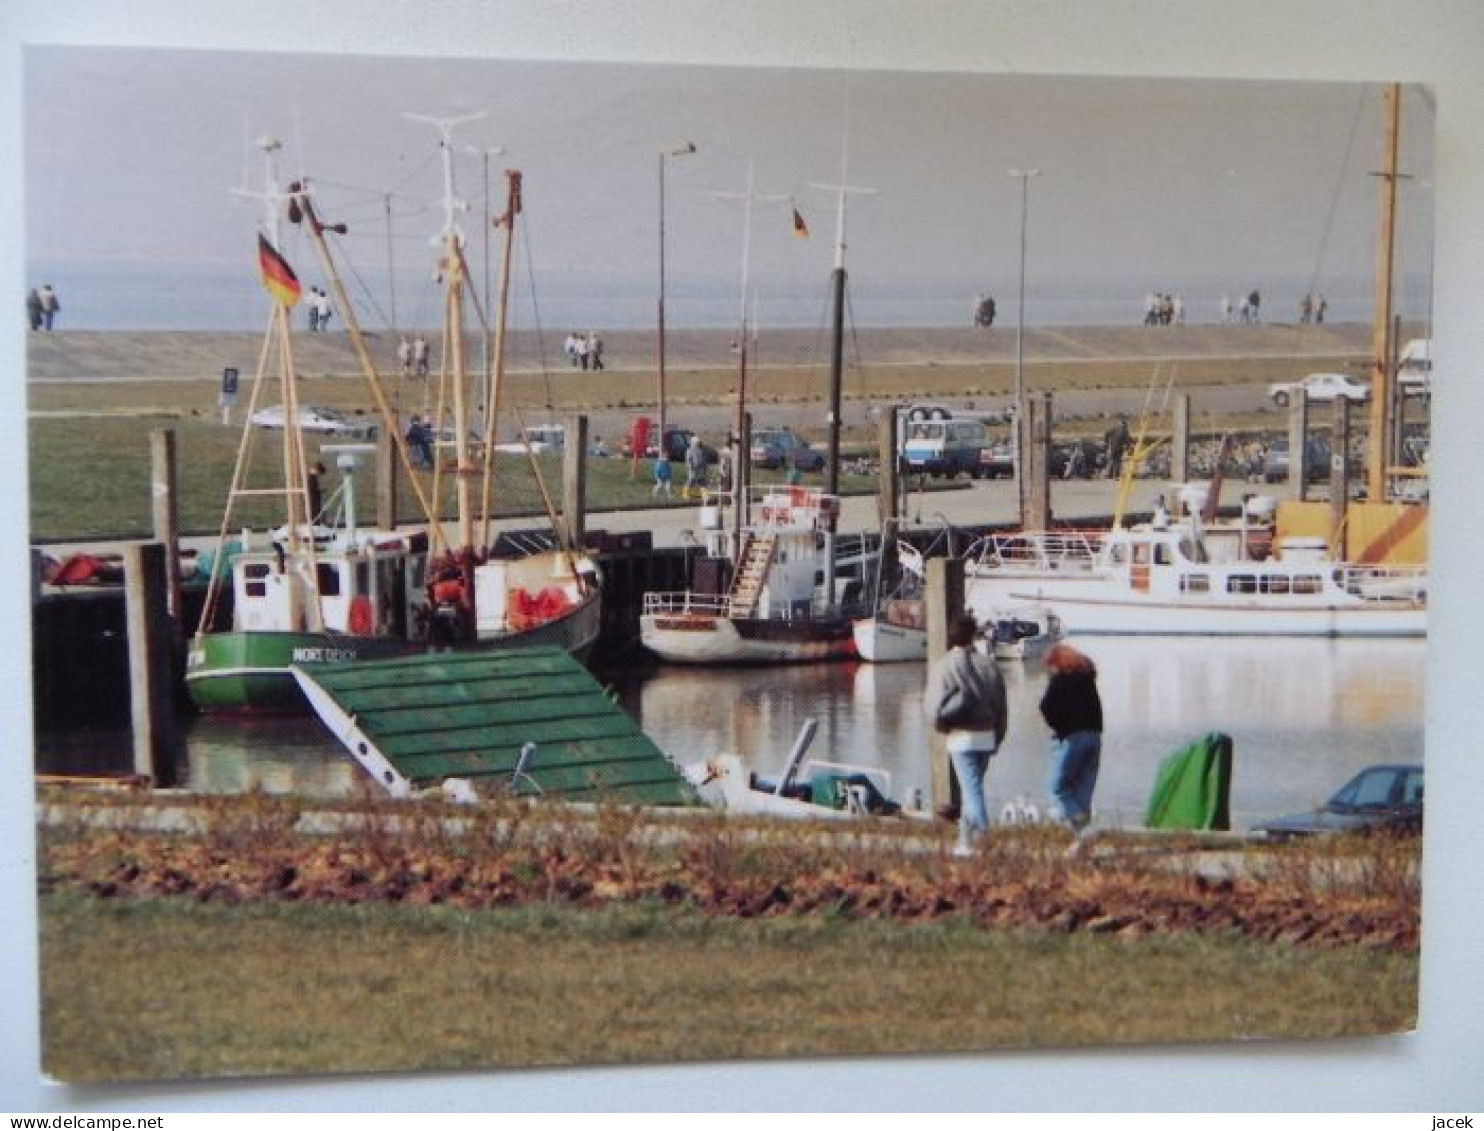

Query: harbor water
left=38, top=637, right=1424, bottom=833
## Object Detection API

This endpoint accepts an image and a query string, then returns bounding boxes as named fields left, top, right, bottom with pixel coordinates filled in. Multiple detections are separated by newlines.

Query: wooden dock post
left=925, top=555, right=965, bottom=814
left=150, top=429, right=182, bottom=652
left=1288, top=391, right=1311, bottom=501
left=877, top=407, right=899, bottom=527
left=1171, top=394, right=1190, bottom=485
left=563, top=413, right=588, bottom=547
left=1329, top=398, right=1351, bottom=556
left=125, top=543, right=178, bottom=787
left=1024, top=392, right=1052, bottom=530
left=376, top=426, right=398, bottom=531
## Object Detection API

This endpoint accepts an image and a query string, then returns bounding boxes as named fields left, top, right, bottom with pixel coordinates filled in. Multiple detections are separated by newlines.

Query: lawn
left=40, top=893, right=1417, bottom=1083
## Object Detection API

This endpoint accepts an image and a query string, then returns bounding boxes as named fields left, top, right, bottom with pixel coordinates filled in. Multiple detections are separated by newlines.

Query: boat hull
left=641, top=612, right=856, bottom=665
left=186, top=630, right=414, bottom=712
left=189, top=587, right=604, bottom=711
left=852, top=617, right=927, bottom=663
left=966, top=577, right=1426, bottom=637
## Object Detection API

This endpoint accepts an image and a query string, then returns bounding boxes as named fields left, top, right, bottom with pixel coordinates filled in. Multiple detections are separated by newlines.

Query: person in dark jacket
left=1039, top=642, right=1103, bottom=850
left=925, top=614, right=1009, bottom=855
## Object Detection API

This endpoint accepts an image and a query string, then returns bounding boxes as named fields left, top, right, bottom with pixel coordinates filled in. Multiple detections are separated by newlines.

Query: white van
left=900, top=415, right=988, bottom=477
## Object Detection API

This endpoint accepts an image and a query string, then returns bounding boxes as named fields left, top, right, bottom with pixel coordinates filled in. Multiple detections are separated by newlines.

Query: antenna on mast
left=231, top=136, right=289, bottom=247
left=403, top=111, right=489, bottom=246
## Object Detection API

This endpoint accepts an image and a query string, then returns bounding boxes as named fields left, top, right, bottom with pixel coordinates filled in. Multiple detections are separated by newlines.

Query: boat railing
left=963, top=529, right=1104, bottom=572
left=1335, top=563, right=1428, bottom=602
left=643, top=591, right=739, bottom=618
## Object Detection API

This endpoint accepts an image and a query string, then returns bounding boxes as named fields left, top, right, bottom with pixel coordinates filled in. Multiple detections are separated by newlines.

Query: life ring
left=348, top=595, right=374, bottom=635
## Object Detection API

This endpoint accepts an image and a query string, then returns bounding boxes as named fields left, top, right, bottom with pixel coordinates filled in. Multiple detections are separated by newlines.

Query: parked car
left=1268, top=372, right=1370, bottom=407
left=750, top=427, right=825, bottom=472
left=623, top=425, right=716, bottom=464
left=249, top=404, right=377, bottom=439
left=1397, top=337, right=1432, bottom=396
left=1252, top=763, right=1423, bottom=839
left=1261, top=435, right=1333, bottom=483
left=972, top=438, right=1015, bottom=479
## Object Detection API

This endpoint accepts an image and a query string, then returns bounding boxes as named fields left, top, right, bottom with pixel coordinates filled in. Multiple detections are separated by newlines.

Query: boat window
left=1180, top=574, right=1209, bottom=593
left=1294, top=575, right=1322, bottom=594
left=1262, top=575, right=1291, bottom=595
left=1227, top=574, right=1258, bottom=594
left=1108, top=544, right=1127, bottom=565
left=356, top=562, right=370, bottom=596
left=1179, top=538, right=1207, bottom=563
left=1133, top=542, right=1151, bottom=564
left=243, top=562, right=269, bottom=599
left=1155, top=543, right=1173, bottom=565
left=317, top=563, right=342, bottom=597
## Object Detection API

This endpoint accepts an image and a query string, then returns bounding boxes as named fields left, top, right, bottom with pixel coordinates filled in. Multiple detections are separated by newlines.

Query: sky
left=24, top=46, right=1436, bottom=332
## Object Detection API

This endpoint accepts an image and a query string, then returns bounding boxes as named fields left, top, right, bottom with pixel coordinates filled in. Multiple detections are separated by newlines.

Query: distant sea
left=26, top=260, right=1421, bottom=334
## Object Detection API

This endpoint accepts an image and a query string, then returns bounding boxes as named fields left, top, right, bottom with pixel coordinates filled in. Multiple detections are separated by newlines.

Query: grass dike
left=36, top=787, right=1419, bottom=1081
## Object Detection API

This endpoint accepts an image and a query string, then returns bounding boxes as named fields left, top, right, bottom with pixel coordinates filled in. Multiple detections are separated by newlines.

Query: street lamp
left=1009, top=168, right=1041, bottom=512
left=657, top=141, right=696, bottom=445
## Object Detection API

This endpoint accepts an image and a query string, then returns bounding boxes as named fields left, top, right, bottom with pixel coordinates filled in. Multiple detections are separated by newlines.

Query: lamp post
left=1009, top=168, right=1041, bottom=515
left=657, top=141, right=696, bottom=445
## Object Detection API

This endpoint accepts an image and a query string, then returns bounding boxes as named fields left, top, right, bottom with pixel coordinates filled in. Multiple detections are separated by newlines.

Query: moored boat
left=962, top=519, right=1426, bottom=637
left=640, top=486, right=866, bottom=664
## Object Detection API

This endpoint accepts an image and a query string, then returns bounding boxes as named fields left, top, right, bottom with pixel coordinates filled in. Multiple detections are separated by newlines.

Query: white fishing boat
left=640, top=485, right=865, bottom=664
left=852, top=535, right=928, bottom=663
left=962, top=518, right=1426, bottom=637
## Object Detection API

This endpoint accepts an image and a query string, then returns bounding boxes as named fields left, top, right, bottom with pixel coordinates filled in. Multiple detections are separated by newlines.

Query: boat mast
left=406, top=111, right=488, bottom=554
left=1365, top=82, right=1402, bottom=504
left=713, top=163, right=788, bottom=557
left=479, top=169, right=522, bottom=550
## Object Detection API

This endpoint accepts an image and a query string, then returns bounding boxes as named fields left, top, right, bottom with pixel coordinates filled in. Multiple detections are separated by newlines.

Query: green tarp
left=1144, top=731, right=1234, bottom=831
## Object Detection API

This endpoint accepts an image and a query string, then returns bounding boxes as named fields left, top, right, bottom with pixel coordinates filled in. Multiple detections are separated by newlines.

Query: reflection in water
left=33, top=639, right=1424, bottom=832
left=627, top=638, right=1425, bottom=831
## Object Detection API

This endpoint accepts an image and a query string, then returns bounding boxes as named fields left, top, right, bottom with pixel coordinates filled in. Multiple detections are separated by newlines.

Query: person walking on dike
left=576, top=333, right=591, bottom=371
left=1219, top=293, right=1232, bottom=324
left=412, top=333, right=430, bottom=378
left=316, top=289, right=333, bottom=331
left=651, top=451, right=673, bottom=497
left=925, top=613, right=1009, bottom=856
left=26, top=288, right=43, bottom=331
left=1039, top=642, right=1104, bottom=856
left=307, top=286, right=321, bottom=331
left=397, top=334, right=413, bottom=377
left=38, top=283, right=60, bottom=330
left=683, top=435, right=707, bottom=499
left=587, top=331, right=604, bottom=371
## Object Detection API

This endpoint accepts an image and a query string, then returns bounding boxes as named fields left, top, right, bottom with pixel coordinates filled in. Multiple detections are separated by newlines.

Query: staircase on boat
left=727, top=532, right=777, bottom=617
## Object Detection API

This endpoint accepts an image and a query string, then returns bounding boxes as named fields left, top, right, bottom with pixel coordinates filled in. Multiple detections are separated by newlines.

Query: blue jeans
left=949, top=747, right=994, bottom=843
left=1049, top=730, right=1101, bottom=830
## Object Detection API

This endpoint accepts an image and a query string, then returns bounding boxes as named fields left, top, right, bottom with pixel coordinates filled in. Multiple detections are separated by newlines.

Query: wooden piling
left=877, top=408, right=899, bottom=528
left=150, top=429, right=182, bottom=651
left=563, top=413, right=588, bottom=547
left=1171, top=394, right=1190, bottom=484
left=1329, top=397, right=1351, bottom=556
left=1287, top=391, right=1310, bottom=501
left=925, top=555, right=965, bottom=813
left=1024, top=393, right=1052, bottom=530
left=125, top=543, right=178, bottom=787
left=376, top=426, right=398, bottom=531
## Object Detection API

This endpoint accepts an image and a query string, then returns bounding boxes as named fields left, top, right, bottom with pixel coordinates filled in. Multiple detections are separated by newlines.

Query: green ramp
left=293, top=647, right=701, bottom=806
left=1144, top=731, right=1234, bottom=831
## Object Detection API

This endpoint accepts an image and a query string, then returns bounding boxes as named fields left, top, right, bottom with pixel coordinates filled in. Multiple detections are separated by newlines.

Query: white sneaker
left=952, top=842, right=975, bottom=858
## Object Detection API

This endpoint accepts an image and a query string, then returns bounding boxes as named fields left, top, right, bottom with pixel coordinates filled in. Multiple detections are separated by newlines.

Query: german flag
left=257, top=234, right=301, bottom=307
left=791, top=205, right=810, bottom=239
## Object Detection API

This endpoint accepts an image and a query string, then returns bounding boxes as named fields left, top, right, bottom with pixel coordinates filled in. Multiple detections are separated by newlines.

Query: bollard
left=563, top=413, right=588, bottom=548
left=925, top=556, right=965, bottom=814
left=125, top=543, right=178, bottom=787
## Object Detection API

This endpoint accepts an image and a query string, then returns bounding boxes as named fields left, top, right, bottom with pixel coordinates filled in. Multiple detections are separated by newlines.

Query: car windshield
left=1331, top=768, right=1400, bottom=811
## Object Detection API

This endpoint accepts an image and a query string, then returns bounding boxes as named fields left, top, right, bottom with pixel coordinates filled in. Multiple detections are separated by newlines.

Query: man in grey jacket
left=924, top=613, right=1009, bottom=855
